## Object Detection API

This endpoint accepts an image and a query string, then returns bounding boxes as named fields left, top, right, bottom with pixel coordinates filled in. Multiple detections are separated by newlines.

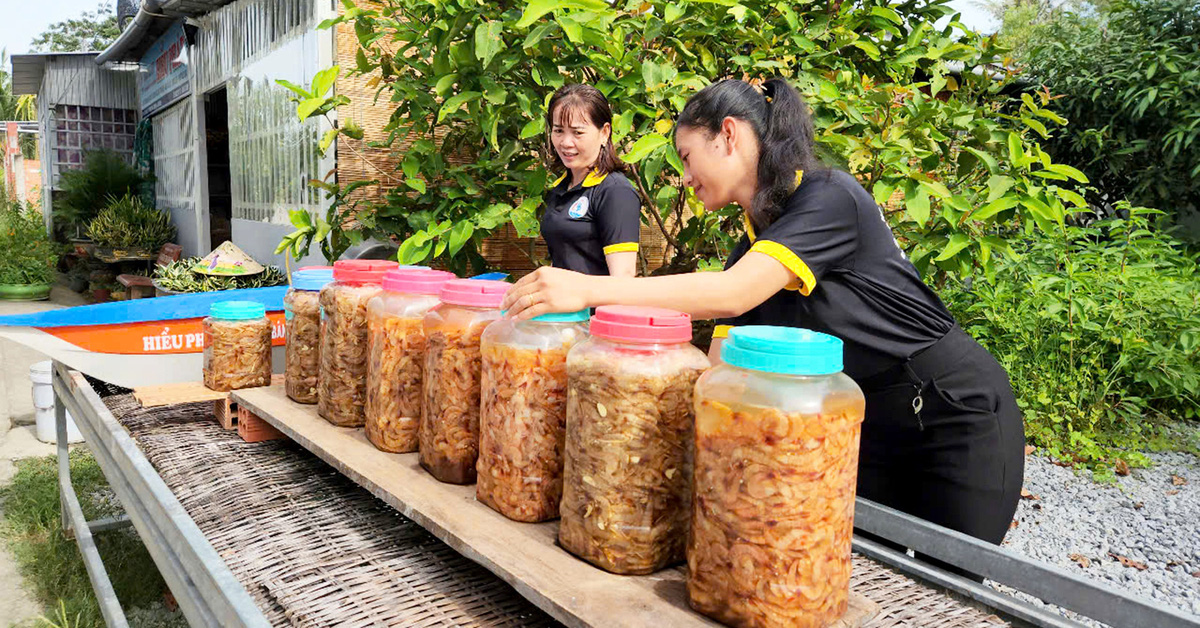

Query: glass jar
left=477, top=309, right=590, bottom=522
left=689, top=326, right=865, bottom=628
left=203, top=301, right=272, bottom=392
left=419, top=279, right=509, bottom=484
left=559, top=305, right=711, bottom=574
left=365, top=268, right=456, bottom=453
left=284, top=268, right=334, bottom=404
left=317, top=259, right=398, bottom=426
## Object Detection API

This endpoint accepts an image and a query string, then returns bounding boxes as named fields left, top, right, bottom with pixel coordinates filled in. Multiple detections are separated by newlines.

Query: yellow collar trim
left=582, top=170, right=608, bottom=187
left=743, top=170, right=803, bottom=243
left=552, top=169, right=608, bottom=189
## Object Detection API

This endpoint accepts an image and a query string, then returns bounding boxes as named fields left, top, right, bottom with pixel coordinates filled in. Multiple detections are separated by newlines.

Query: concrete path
left=0, top=286, right=88, bottom=628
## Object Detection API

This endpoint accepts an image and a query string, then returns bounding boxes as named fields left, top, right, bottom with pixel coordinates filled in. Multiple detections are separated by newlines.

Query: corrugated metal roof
left=10, top=53, right=138, bottom=109
left=97, top=0, right=239, bottom=64
left=10, top=52, right=99, bottom=95
left=160, top=0, right=237, bottom=16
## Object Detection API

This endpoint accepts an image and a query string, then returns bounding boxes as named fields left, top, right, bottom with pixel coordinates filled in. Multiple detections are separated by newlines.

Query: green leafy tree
left=280, top=0, right=1091, bottom=282
left=31, top=2, right=121, bottom=53
left=1013, top=0, right=1200, bottom=235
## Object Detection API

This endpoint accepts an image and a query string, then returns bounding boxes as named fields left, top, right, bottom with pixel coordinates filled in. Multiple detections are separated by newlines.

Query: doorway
left=205, top=88, right=232, bottom=248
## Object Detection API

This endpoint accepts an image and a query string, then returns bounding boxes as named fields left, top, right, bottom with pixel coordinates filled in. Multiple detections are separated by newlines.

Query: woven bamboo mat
left=101, top=392, right=1010, bottom=628
left=853, top=556, right=1009, bottom=627
left=104, top=395, right=557, bottom=627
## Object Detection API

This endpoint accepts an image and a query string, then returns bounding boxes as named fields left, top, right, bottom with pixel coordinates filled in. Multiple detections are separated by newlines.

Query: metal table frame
left=52, top=362, right=270, bottom=628
left=52, top=363, right=1199, bottom=628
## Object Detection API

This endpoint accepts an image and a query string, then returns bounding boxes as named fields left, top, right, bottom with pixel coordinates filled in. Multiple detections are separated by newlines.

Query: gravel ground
left=993, top=449, right=1200, bottom=625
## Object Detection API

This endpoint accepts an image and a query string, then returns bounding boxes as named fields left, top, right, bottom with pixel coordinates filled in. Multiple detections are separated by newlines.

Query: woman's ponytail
left=751, top=78, right=817, bottom=230
left=677, top=78, right=819, bottom=232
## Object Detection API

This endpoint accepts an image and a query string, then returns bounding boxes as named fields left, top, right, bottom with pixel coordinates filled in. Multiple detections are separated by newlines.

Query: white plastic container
left=30, top=361, right=82, bottom=444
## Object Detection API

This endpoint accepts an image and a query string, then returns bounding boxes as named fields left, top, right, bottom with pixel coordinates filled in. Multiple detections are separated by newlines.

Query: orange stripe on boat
left=41, top=312, right=287, bottom=355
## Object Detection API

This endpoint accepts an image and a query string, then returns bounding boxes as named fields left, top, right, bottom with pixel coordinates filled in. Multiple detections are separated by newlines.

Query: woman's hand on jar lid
left=503, top=267, right=591, bottom=320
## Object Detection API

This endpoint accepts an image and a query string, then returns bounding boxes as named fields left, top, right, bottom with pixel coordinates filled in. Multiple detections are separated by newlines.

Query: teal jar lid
left=531, top=309, right=591, bottom=323
left=721, top=326, right=843, bottom=375
left=210, top=301, right=267, bottom=320
left=500, top=308, right=591, bottom=323
left=291, top=269, right=335, bottom=291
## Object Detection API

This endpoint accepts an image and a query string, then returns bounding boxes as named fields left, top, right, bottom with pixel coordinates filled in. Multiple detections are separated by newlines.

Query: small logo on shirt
left=567, top=197, right=590, bottom=219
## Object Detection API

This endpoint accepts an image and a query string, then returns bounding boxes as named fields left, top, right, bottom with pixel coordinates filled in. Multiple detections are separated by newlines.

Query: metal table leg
left=56, top=393, right=131, bottom=628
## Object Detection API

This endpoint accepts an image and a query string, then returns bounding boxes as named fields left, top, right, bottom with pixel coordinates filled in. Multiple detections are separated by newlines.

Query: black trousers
left=856, top=326, right=1025, bottom=556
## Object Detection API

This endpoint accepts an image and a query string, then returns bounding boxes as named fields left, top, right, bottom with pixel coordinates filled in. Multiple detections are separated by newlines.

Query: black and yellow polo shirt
left=713, top=169, right=956, bottom=381
left=540, top=169, right=641, bottom=276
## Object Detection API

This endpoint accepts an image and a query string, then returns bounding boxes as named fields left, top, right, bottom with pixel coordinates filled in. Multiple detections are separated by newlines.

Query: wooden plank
left=134, top=376, right=284, bottom=408
left=233, top=384, right=878, bottom=628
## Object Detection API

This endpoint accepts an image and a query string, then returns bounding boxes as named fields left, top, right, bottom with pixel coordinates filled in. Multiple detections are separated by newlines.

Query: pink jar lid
left=383, top=269, right=455, bottom=295
left=332, top=259, right=398, bottom=284
left=590, top=305, right=693, bottom=344
left=438, top=279, right=508, bottom=309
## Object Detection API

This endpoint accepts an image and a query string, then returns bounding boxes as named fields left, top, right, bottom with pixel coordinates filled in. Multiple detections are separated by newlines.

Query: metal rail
left=854, top=498, right=1200, bottom=628
left=53, top=362, right=270, bottom=628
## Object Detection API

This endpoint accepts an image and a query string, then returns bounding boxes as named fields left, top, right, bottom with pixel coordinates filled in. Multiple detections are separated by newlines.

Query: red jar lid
left=383, top=269, right=455, bottom=295
left=438, top=279, right=508, bottom=308
left=589, top=305, right=692, bottom=344
left=332, top=259, right=398, bottom=284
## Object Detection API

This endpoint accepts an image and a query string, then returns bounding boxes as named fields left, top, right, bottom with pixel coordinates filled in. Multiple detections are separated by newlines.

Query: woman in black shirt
left=540, top=84, right=642, bottom=277
left=504, top=78, right=1025, bottom=562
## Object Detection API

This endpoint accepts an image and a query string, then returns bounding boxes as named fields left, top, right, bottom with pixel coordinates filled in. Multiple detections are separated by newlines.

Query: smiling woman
left=538, top=85, right=641, bottom=278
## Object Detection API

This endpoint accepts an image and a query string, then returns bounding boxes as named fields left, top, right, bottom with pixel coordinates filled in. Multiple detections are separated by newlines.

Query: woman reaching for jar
left=539, top=84, right=642, bottom=278
left=503, top=77, right=1024, bottom=565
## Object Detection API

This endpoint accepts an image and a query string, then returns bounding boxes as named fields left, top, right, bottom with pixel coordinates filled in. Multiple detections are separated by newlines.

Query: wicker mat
left=102, top=393, right=1010, bottom=628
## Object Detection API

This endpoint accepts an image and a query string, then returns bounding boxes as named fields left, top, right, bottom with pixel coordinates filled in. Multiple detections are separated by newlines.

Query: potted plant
left=0, top=200, right=58, bottom=301
left=86, top=194, right=176, bottom=259
left=53, top=150, right=152, bottom=245
left=151, top=257, right=288, bottom=295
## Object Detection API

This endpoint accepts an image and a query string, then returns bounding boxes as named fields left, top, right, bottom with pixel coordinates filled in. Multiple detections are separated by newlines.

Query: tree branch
left=629, top=164, right=682, bottom=251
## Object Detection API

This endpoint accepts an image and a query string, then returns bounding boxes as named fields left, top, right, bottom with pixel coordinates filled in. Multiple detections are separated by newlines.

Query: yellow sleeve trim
left=712, top=325, right=734, bottom=339
left=749, top=240, right=816, bottom=296
left=603, top=242, right=639, bottom=255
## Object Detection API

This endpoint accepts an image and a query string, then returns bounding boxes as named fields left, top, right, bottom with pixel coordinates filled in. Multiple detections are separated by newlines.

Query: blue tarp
left=0, top=287, right=287, bottom=328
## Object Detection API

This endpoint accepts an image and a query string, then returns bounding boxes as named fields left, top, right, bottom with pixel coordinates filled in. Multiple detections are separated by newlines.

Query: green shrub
left=942, top=204, right=1200, bottom=469
left=54, top=150, right=152, bottom=238
left=1018, top=0, right=1200, bottom=234
left=86, top=195, right=176, bottom=251
left=0, top=200, right=58, bottom=285
left=279, top=0, right=1089, bottom=281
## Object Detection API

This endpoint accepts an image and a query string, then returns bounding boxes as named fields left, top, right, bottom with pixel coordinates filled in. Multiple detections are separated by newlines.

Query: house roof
left=95, top=0, right=238, bottom=65
left=10, top=52, right=100, bottom=95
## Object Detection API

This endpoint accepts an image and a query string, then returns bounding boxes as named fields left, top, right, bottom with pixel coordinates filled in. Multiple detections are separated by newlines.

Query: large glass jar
left=419, top=279, right=508, bottom=484
left=317, top=259, right=398, bottom=427
left=477, top=310, right=590, bottom=522
left=284, top=268, right=334, bottom=404
left=689, top=327, right=865, bottom=628
left=203, top=301, right=272, bottom=392
left=559, top=306, right=710, bottom=574
left=365, top=268, right=455, bottom=453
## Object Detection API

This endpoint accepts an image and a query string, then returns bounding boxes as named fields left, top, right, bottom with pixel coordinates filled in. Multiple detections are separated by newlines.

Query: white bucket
left=30, top=361, right=83, bottom=444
